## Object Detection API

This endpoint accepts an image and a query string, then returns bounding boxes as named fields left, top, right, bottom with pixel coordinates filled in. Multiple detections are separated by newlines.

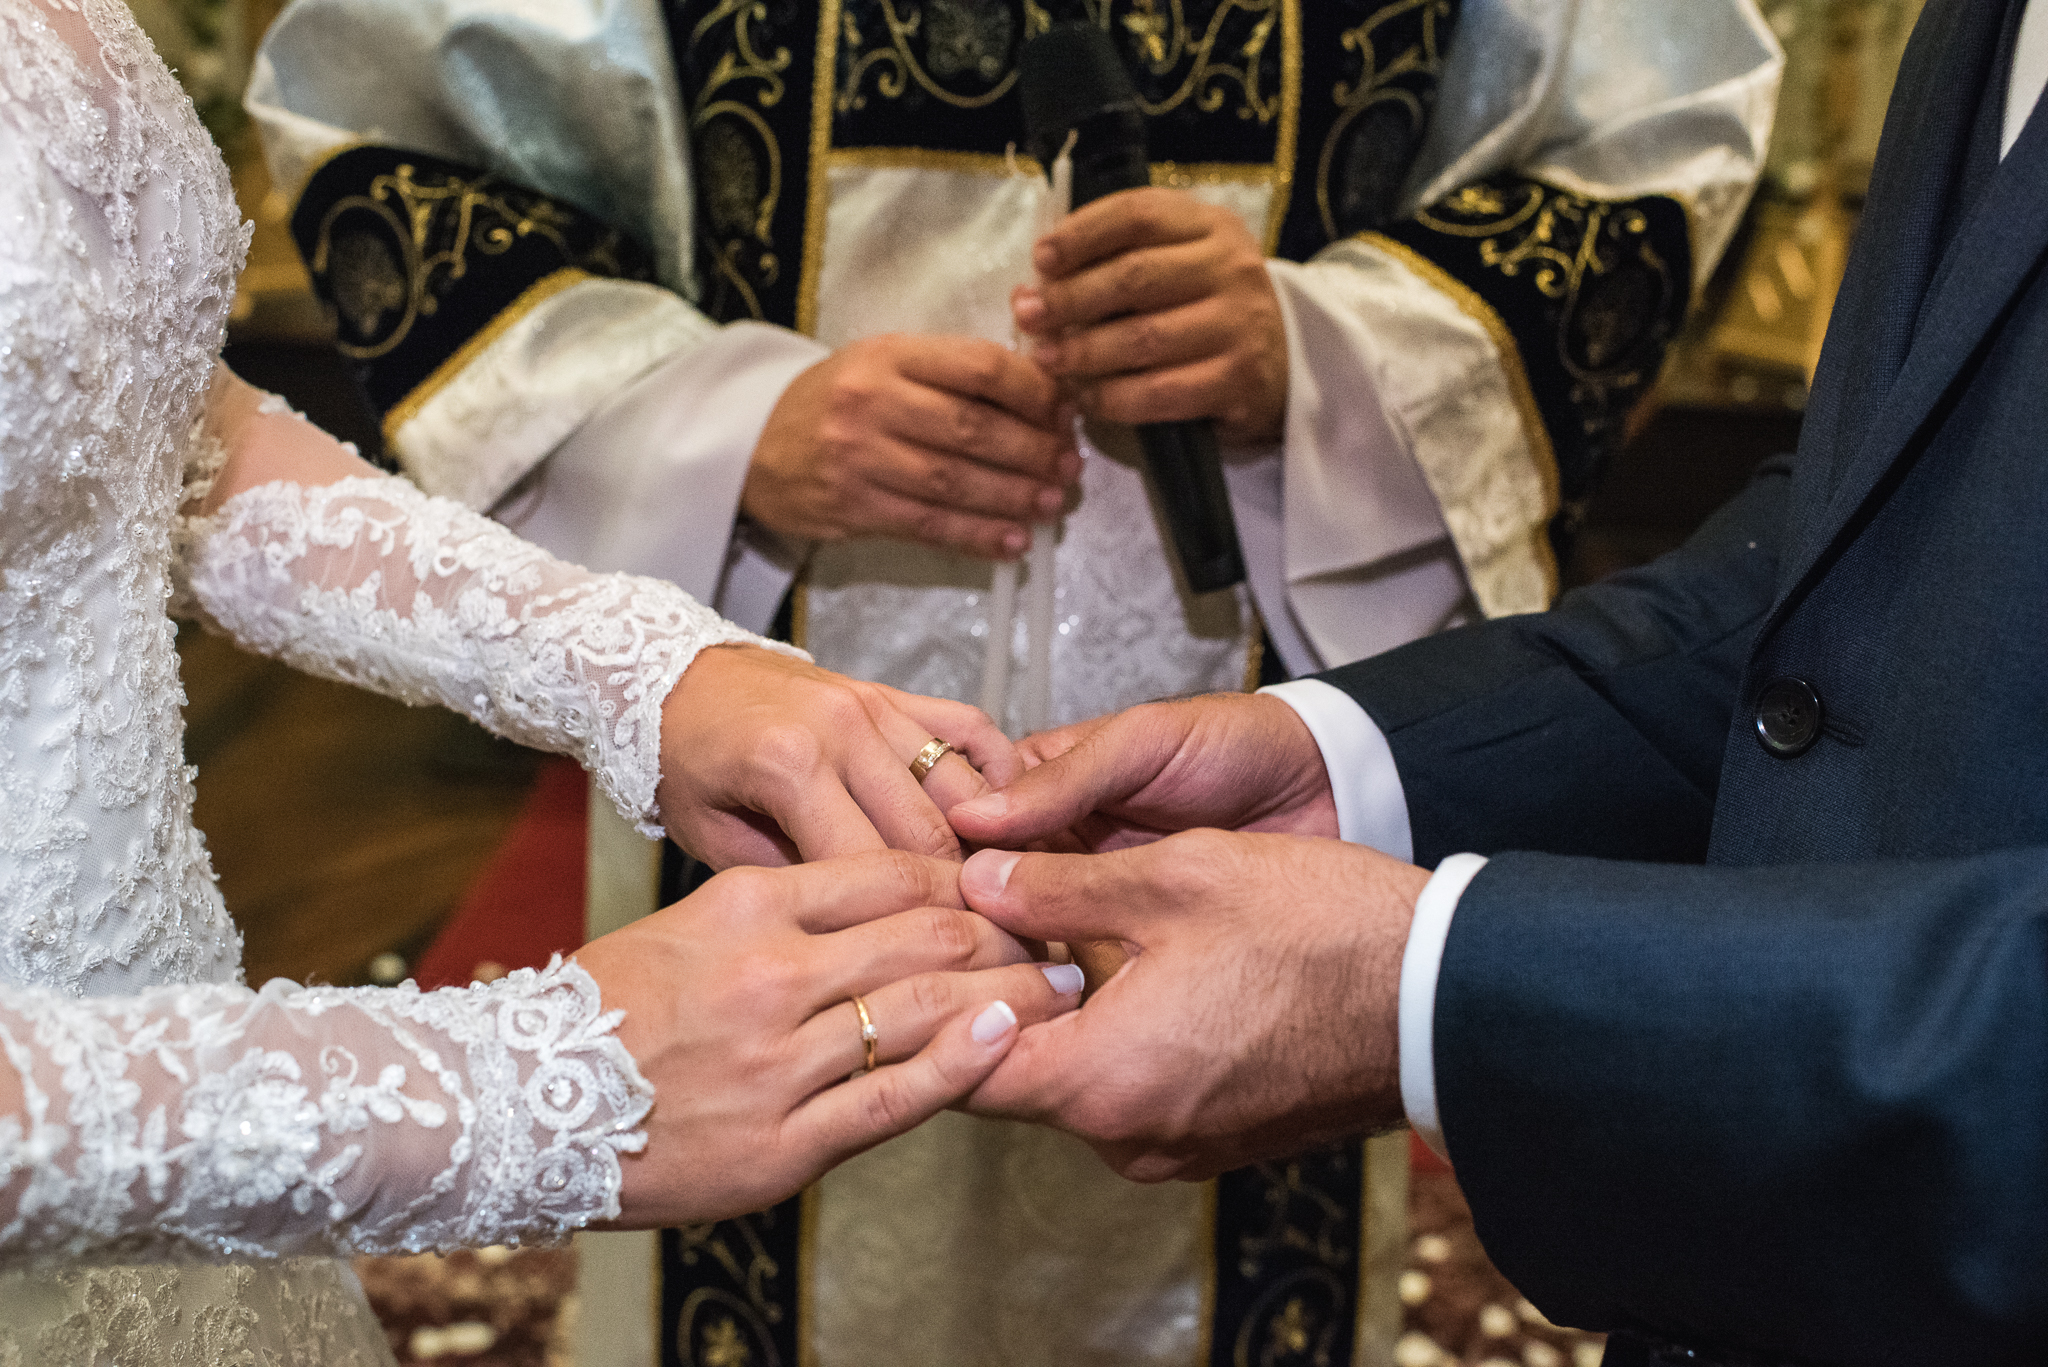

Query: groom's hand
left=947, top=692, right=1338, bottom=854
left=957, top=834, right=1427, bottom=1181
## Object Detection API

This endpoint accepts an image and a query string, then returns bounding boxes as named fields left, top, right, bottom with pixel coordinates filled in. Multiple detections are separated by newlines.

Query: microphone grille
left=1018, top=22, right=1141, bottom=164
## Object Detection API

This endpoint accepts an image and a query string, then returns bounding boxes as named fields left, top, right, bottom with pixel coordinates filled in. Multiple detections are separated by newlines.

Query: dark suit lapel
left=1788, top=0, right=2001, bottom=535
left=1815, top=111, right=2048, bottom=531
left=1769, top=0, right=2048, bottom=614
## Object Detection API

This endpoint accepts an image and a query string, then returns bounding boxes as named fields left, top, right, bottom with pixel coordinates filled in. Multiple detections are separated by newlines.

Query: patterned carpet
left=356, top=1247, right=574, bottom=1366
left=1398, top=1160, right=1606, bottom=1367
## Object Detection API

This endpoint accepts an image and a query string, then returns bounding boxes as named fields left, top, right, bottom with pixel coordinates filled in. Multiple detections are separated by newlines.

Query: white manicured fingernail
left=971, top=1000, right=1018, bottom=1044
left=1040, top=963, right=1084, bottom=996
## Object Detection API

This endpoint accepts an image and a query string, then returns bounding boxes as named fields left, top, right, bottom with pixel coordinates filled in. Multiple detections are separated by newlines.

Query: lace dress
left=0, top=0, right=783, bottom=1358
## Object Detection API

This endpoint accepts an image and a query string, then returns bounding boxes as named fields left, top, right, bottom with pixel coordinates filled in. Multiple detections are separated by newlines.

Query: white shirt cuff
left=1399, top=852, right=1488, bottom=1161
left=1259, top=679, right=1412, bottom=862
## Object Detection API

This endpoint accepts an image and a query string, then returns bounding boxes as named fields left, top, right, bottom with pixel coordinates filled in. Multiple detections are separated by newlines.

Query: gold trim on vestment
left=379, top=265, right=593, bottom=446
left=1262, top=0, right=1302, bottom=255
left=1241, top=603, right=1266, bottom=693
left=820, top=145, right=1284, bottom=191
left=796, top=0, right=842, bottom=338
left=806, top=0, right=1300, bottom=315
left=1152, top=159, right=1279, bottom=190
left=825, top=145, right=1028, bottom=177
left=1197, top=1178, right=1219, bottom=1365
left=1351, top=1139, right=1369, bottom=1365
left=1354, top=230, right=1562, bottom=600
left=797, top=1183, right=820, bottom=1367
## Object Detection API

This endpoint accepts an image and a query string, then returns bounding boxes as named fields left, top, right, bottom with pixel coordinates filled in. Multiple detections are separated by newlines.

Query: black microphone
left=1018, top=23, right=1246, bottom=595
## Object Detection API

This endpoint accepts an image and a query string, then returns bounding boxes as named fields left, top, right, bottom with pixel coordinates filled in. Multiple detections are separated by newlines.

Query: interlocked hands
left=949, top=694, right=1429, bottom=1181
left=580, top=851, right=1083, bottom=1227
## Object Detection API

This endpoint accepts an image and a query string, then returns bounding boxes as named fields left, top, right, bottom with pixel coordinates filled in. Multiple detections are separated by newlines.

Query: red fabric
left=413, top=757, right=589, bottom=990
left=1412, top=1130, right=1454, bottom=1176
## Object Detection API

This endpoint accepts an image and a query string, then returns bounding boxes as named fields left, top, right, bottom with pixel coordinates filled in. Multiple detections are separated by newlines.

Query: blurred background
left=142, top=2, right=1925, bottom=1363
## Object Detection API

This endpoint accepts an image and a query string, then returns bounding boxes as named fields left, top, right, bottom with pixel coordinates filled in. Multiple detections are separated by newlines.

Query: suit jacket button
left=1755, top=676, right=1823, bottom=757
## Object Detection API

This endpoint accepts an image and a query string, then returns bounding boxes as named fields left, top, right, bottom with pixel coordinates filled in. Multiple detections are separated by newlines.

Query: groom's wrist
left=1398, top=852, right=1487, bottom=1159
left=1259, top=679, right=1413, bottom=859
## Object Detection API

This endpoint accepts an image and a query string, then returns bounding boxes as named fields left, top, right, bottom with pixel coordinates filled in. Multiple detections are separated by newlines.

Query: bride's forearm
left=176, top=371, right=786, bottom=837
left=0, top=967, right=649, bottom=1264
left=187, top=363, right=382, bottom=518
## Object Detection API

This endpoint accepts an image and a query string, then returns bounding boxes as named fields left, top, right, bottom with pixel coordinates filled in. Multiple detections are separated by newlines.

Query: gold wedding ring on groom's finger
left=851, top=994, right=879, bottom=1074
left=909, top=738, right=955, bottom=783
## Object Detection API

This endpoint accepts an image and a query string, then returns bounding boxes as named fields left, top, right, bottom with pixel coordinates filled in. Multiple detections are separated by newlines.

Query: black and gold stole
left=290, top=152, right=657, bottom=458
left=283, top=2, right=1694, bottom=1360
left=285, top=0, right=1689, bottom=555
left=657, top=5, right=1460, bottom=1367
left=673, top=0, right=1465, bottom=332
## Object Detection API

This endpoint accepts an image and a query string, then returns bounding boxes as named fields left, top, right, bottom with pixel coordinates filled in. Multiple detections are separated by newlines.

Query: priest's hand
left=659, top=645, right=1018, bottom=868
left=947, top=692, right=1338, bottom=855
left=741, top=334, right=1080, bottom=561
left=956, top=834, right=1426, bottom=1181
left=582, top=851, right=1086, bottom=1226
left=1012, top=187, right=1287, bottom=445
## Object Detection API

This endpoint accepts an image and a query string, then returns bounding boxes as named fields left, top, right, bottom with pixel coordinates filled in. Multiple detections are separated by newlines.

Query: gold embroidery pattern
left=1226, top=1156, right=1357, bottom=1367
left=688, top=0, right=796, bottom=320
left=1314, top=0, right=1449, bottom=239
left=379, top=266, right=592, bottom=444
left=674, top=1217, right=789, bottom=1367
left=1417, top=180, right=1680, bottom=437
left=835, top=0, right=1283, bottom=124
left=1115, top=0, right=1283, bottom=123
left=840, top=0, right=1020, bottom=111
left=310, top=165, right=633, bottom=360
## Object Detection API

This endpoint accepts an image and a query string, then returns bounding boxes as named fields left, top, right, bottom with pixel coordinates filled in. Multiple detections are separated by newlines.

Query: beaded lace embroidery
left=182, top=463, right=783, bottom=839
left=0, top=0, right=741, bottom=1354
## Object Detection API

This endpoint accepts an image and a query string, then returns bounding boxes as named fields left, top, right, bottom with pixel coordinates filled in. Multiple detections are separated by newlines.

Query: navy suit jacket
left=1319, top=2, right=2048, bottom=1361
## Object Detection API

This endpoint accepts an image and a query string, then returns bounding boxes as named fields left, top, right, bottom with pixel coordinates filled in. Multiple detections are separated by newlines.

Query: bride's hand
left=578, top=850, right=1083, bottom=1227
left=658, top=646, right=1021, bottom=868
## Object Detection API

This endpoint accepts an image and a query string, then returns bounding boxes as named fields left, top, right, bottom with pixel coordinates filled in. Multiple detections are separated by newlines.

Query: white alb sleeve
left=495, top=320, right=827, bottom=632
left=1253, top=0, right=1781, bottom=638
left=0, top=958, right=651, bottom=1264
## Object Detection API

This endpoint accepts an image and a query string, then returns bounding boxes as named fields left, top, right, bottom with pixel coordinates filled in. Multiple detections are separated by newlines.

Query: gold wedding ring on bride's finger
left=909, top=738, right=956, bottom=783
left=851, top=994, right=879, bottom=1074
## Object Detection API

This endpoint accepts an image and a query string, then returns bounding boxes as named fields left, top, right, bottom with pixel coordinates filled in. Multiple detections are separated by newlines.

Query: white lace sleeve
left=0, top=958, right=651, bottom=1265
left=176, top=423, right=802, bottom=837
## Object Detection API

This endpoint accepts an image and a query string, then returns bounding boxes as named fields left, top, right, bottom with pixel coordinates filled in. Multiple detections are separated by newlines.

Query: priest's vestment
left=249, top=4, right=1781, bottom=1361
